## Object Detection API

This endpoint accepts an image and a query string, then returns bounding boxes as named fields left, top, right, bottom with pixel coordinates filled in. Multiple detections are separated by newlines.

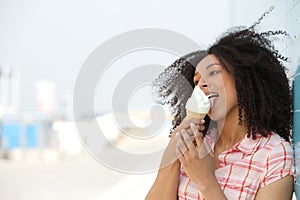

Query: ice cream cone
left=185, top=86, right=210, bottom=120
left=186, top=109, right=206, bottom=119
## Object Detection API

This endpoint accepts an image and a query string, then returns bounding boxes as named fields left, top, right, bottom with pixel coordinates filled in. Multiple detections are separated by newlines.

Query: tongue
left=209, top=97, right=217, bottom=107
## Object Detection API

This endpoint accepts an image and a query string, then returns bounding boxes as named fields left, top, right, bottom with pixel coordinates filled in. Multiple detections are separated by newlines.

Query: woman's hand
left=146, top=118, right=204, bottom=200
left=175, top=119, right=216, bottom=191
left=160, top=118, right=206, bottom=169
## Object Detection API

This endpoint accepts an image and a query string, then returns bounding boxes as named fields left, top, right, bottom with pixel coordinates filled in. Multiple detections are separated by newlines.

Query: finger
left=181, top=118, right=205, bottom=130
left=171, top=120, right=198, bottom=138
left=187, top=123, right=206, bottom=133
left=176, top=131, right=188, bottom=155
left=172, top=118, right=205, bottom=138
left=203, top=139, right=213, bottom=156
left=180, top=128, right=197, bottom=151
left=176, top=147, right=187, bottom=165
left=196, top=135, right=215, bottom=159
left=190, top=122, right=203, bottom=138
left=181, top=125, right=198, bottom=159
left=182, top=127, right=197, bottom=146
left=188, top=139, right=197, bottom=152
left=177, top=142, right=188, bottom=163
left=197, top=124, right=206, bottom=132
left=194, top=131, right=204, bottom=149
left=183, top=128, right=194, bottom=137
left=181, top=129, right=196, bottom=152
left=175, top=145, right=184, bottom=159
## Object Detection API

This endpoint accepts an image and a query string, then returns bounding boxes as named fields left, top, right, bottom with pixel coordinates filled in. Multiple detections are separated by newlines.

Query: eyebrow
left=206, top=63, right=222, bottom=69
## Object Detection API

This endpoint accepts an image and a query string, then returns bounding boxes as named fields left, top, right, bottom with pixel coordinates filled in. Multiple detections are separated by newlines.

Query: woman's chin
left=208, top=111, right=225, bottom=122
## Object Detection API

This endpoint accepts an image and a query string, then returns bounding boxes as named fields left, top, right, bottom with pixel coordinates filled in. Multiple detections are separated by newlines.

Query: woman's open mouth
left=208, top=94, right=219, bottom=107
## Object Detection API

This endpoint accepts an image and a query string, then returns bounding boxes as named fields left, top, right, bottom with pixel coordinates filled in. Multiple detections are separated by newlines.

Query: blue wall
left=294, top=65, right=300, bottom=198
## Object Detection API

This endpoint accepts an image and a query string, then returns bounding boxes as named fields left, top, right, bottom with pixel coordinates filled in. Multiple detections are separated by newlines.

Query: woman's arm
left=145, top=159, right=180, bottom=200
left=146, top=118, right=203, bottom=200
left=145, top=134, right=180, bottom=200
left=255, top=175, right=294, bottom=200
left=255, top=140, right=294, bottom=200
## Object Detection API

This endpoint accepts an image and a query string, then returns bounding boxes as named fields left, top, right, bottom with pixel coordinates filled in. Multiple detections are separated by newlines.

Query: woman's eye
left=209, top=70, right=220, bottom=76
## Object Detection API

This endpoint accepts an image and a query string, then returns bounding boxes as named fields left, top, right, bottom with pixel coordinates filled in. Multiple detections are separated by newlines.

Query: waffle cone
left=186, top=109, right=206, bottom=119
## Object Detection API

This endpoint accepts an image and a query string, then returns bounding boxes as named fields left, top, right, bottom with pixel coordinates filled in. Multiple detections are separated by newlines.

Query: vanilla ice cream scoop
left=185, top=86, right=210, bottom=119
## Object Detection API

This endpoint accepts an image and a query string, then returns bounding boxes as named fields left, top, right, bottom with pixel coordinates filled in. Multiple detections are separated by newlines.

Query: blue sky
left=0, top=0, right=299, bottom=115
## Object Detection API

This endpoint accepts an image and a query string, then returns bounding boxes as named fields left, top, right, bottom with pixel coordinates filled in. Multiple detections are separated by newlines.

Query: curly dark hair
left=152, top=8, right=293, bottom=142
left=152, top=50, right=208, bottom=136
left=207, top=30, right=292, bottom=142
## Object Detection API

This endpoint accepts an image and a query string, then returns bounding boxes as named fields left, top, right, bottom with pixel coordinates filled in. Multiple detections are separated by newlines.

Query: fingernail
left=201, top=119, right=205, bottom=123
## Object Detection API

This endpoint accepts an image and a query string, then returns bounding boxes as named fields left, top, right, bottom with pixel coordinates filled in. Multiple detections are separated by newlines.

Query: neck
left=216, top=106, right=248, bottom=149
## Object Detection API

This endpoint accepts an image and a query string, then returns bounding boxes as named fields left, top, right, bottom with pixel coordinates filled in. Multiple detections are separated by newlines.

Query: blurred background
left=0, top=0, right=299, bottom=199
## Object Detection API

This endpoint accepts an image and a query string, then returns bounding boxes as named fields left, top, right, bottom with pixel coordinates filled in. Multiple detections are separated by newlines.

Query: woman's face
left=194, top=54, right=238, bottom=122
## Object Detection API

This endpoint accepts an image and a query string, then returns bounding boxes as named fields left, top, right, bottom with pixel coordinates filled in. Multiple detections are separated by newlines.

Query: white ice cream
left=185, top=86, right=210, bottom=114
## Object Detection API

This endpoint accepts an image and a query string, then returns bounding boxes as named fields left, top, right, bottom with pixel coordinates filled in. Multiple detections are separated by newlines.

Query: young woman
left=146, top=25, right=294, bottom=199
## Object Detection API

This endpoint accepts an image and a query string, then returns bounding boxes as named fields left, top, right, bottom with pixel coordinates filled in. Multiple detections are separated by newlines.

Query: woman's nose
left=197, top=79, right=209, bottom=93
